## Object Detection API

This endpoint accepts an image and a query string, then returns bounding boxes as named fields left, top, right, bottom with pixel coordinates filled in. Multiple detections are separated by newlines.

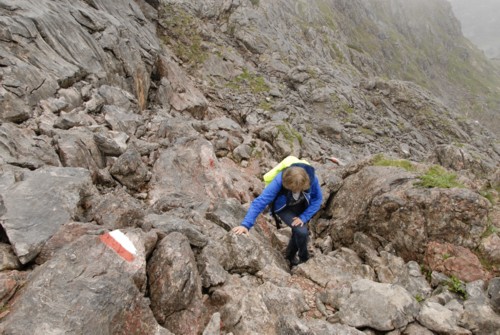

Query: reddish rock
left=0, top=270, right=28, bottom=310
left=424, top=241, right=488, bottom=282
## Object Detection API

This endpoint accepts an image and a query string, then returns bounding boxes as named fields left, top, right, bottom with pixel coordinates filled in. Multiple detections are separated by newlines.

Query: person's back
left=232, top=161, right=322, bottom=267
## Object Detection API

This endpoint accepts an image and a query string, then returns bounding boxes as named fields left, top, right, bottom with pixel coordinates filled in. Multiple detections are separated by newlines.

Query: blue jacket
left=241, top=164, right=322, bottom=230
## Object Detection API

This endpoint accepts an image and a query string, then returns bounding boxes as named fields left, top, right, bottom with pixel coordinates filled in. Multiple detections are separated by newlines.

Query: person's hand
left=291, top=217, right=304, bottom=227
left=232, top=226, right=249, bottom=235
left=328, top=156, right=344, bottom=166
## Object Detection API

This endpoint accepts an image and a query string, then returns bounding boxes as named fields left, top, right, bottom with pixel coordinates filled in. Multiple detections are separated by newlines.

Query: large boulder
left=324, top=165, right=489, bottom=262
left=0, top=167, right=96, bottom=264
left=147, top=232, right=204, bottom=335
left=215, top=276, right=309, bottom=335
left=0, top=230, right=172, bottom=335
left=337, top=279, right=420, bottom=331
left=0, top=123, right=60, bottom=169
left=148, top=137, right=241, bottom=210
left=424, top=241, right=489, bottom=282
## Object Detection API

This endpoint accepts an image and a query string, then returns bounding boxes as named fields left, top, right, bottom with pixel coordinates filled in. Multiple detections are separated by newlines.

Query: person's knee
left=293, top=226, right=308, bottom=239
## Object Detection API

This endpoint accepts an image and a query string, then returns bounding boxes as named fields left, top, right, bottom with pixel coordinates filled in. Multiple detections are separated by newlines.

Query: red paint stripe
left=100, top=233, right=135, bottom=262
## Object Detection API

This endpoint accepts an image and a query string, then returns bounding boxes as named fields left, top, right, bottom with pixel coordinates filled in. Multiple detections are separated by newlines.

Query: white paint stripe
left=109, top=230, right=137, bottom=255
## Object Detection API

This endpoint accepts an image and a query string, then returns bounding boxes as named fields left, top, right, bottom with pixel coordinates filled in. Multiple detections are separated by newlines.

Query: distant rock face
left=449, top=0, right=500, bottom=59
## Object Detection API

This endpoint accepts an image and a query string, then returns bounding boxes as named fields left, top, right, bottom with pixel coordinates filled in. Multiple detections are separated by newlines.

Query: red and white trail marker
left=100, top=230, right=137, bottom=262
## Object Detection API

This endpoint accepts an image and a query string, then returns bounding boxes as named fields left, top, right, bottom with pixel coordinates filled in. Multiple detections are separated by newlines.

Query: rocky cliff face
left=449, top=0, right=500, bottom=60
left=0, top=0, right=499, bottom=334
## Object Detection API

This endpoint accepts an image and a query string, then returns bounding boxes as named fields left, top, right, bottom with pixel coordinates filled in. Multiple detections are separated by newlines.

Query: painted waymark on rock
left=100, top=230, right=137, bottom=262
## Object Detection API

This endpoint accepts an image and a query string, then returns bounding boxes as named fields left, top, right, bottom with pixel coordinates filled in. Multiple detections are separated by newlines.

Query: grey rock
left=97, top=85, right=136, bottom=111
left=55, top=127, right=106, bottom=174
left=402, top=323, right=435, bottom=335
left=488, top=277, right=500, bottom=313
left=461, top=295, right=500, bottom=335
left=277, top=314, right=365, bottom=334
left=198, top=243, right=229, bottom=288
left=35, top=222, right=104, bottom=265
left=417, top=301, right=471, bottom=334
left=149, top=138, right=237, bottom=208
left=109, top=149, right=151, bottom=191
left=205, top=198, right=247, bottom=231
left=0, top=243, right=21, bottom=271
left=0, top=123, right=61, bottom=169
left=217, top=277, right=308, bottom=335
left=145, top=213, right=208, bottom=247
left=147, top=232, right=204, bottom=335
left=93, top=131, right=129, bottom=156
left=155, top=55, right=208, bottom=119
left=0, top=167, right=95, bottom=264
left=91, top=189, right=145, bottom=229
left=0, top=270, right=28, bottom=309
left=0, top=231, right=170, bottom=335
left=294, top=254, right=375, bottom=288
left=54, top=110, right=95, bottom=129
left=337, top=279, right=420, bottom=331
left=220, top=232, right=289, bottom=274
left=324, top=165, right=489, bottom=262
left=103, top=105, right=143, bottom=136
left=202, top=312, right=221, bottom=335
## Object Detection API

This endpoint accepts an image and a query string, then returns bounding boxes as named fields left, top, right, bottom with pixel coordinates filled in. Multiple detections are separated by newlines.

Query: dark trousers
left=277, top=207, right=309, bottom=262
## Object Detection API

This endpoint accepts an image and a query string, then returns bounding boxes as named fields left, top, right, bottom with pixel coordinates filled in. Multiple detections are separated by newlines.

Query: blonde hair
left=282, top=166, right=310, bottom=192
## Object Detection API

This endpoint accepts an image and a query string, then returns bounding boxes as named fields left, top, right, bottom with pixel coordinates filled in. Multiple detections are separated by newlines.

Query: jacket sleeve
left=299, top=176, right=322, bottom=223
left=241, top=174, right=282, bottom=230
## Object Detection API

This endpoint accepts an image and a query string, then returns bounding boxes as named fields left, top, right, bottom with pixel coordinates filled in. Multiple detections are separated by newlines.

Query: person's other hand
left=232, top=226, right=249, bottom=235
left=291, top=217, right=304, bottom=227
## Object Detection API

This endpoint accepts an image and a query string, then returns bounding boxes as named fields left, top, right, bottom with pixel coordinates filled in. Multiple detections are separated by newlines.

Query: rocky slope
left=448, top=0, right=500, bottom=60
left=0, top=0, right=499, bottom=334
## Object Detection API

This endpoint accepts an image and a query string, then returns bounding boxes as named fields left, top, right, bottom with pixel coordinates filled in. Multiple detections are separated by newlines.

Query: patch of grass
left=329, top=94, right=355, bottom=116
left=258, top=100, right=273, bottom=111
left=446, top=275, right=468, bottom=300
left=481, top=224, right=498, bottom=239
left=277, top=123, right=303, bottom=145
left=250, top=0, right=259, bottom=6
left=415, top=165, right=464, bottom=189
left=480, top=189, right=496, bottom=205
left=442, top=253, right=452, bottom=260
left=329, top=42, right=345, bottom=63
left=160, top=5, right=207, bottom=66
left=372, top=154, right=416, bottom=172
left=226, top=68, right=270, bottom=94
left=346, top=44, right=364, bottom=53
left=420, top=264, right=432, bottom=282
left=415, top=294, right=425, bottom=303
left=317, top=0, right=338, bottom=30
left=360, top=127, right=375, bottom=136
